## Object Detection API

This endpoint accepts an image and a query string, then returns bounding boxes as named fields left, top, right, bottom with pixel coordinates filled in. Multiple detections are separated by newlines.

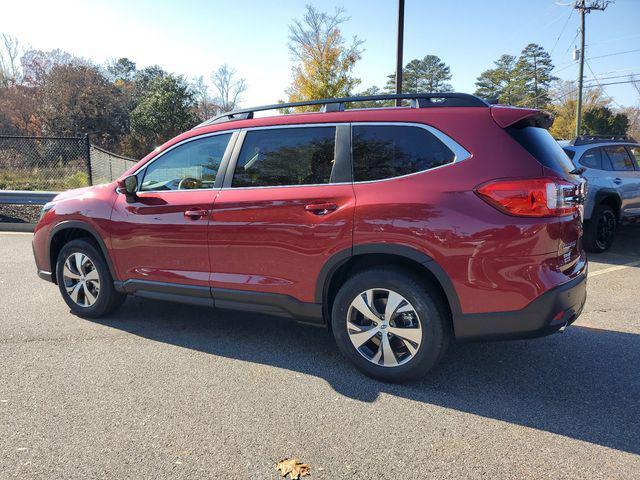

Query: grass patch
left=0, top=169, right=90, bottom=191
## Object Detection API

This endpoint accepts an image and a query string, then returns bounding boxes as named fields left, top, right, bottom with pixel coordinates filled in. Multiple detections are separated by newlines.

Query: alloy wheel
left=62, top=252, right=100, bottom=307
left=346, top=288, right=423, bottom=367
left=596, top=210, right=616, bottom=250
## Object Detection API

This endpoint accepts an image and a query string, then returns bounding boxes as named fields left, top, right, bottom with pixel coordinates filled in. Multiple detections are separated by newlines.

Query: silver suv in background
left=560, top=136, right=640, bottom=252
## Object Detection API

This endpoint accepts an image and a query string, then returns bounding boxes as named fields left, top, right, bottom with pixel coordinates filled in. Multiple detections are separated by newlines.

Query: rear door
left=603, top=145, right=640, bottom=218
left=209, top=124, right=354, bottom=307
left=625, top=145, right=640, bottom=216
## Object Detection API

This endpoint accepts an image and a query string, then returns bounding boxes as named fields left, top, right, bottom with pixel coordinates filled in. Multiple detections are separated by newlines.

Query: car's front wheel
left=56, top=239, right=126, bottom=318
left=331, top=267, right=449, bottom=382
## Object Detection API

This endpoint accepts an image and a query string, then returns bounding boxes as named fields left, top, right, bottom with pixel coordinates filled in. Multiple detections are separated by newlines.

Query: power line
left=587, top=48, right=640, bottom=61
left=585, top=58, right=622, bottom=108
left=550, top=8, right=574, bottom=54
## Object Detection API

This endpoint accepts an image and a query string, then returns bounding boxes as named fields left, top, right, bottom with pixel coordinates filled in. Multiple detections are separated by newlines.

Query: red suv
left=32, top=93, right=587, bottom=382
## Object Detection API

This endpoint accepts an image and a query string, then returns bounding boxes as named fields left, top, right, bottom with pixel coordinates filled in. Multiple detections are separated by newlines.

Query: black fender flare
left=48, top=220, right=119, bottom=282
left=315, top=243, right=462, bottom=316
left=593, top=189, right=622, bottom=219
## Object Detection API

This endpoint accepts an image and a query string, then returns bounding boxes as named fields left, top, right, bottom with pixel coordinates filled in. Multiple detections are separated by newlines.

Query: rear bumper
left=453, top=272, right=587, bottom=341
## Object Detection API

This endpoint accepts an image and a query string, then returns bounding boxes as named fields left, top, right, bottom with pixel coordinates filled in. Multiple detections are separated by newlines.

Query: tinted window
left=628, top=146, right=640, bottom=167
left=232, top=127, right=335, bottom=187
left=140, top=134, right=231, bottom=191
left=507, top=126, right=576, bottom=175
left=563, top=148, right=575, bottom=159
left=352, top=125, right=454, bottom=182
left=603, top=146, right=635, bottom=171
left=580, top=148, right=602, bottom=169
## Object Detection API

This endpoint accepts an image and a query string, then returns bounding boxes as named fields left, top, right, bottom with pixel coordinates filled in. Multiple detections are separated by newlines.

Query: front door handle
left=613, top=178, right=622, bottom=185
left=184, top=209, right=209, bottom=219
left=305, top=202, right=338, bottom=215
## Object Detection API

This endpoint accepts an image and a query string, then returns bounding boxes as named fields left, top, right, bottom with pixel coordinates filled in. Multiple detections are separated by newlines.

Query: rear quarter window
left=352, top=125, right=455, bottom=182
left=579, top=148, right=603, bottom=169
left=507, top=126, right=576, bottom=175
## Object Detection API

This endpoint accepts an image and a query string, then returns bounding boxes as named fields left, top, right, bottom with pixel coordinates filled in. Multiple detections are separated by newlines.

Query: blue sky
left=2, top=0, right=639, bottom=107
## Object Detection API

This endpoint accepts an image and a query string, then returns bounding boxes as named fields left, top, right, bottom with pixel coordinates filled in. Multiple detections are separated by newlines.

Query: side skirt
left=113, top=279, right=324, bottom=326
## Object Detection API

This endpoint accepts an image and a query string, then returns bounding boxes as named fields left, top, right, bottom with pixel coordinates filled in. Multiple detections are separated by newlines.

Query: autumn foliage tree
left=285, top=5, right=363, bottom=109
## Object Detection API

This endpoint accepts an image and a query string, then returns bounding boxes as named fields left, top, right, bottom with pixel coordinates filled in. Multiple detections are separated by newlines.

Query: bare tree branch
left=211, top=64, right=247, bottom=113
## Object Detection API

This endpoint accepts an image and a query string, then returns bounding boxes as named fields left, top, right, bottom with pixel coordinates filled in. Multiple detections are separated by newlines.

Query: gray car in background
left=560, top=136, right=640, bottom=252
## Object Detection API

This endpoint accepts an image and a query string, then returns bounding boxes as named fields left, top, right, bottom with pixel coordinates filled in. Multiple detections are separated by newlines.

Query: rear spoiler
left=490, top=105, right=553, bottom=129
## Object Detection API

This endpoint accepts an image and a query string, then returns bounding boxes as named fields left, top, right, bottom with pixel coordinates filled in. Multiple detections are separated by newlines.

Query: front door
left=110, top=132, right=234, bottom=287
left=209, top=124, right=354, bottom=305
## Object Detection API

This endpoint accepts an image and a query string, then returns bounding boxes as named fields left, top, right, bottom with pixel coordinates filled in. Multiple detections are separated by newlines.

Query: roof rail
left=570, top=134, right=638, bottom=146
left=195, top=92, right=489, bottom=128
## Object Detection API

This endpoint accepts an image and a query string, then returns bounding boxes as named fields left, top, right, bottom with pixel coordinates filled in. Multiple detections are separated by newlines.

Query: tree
left=20, top=49, right=82, bottom=88
left=385, top=55, right=453, bottom=94
left=132, top=65, right=166, bottom=100
left=285, top=5, right=363, bottom=109
left=548, top=81, right=609, bottom=139
left=474, top=54, right=521, bottom=104
left=0, top=33, right=23, bottom=86
left=0, top=84, right=40, bottom=134
left=129, top=74, right=197, bottom=156
left=582, top=106, right=629, bottom=136
left=106, top=57, right=137, bottom=83
left=191, top=75, right=217, bottom=121
left=39, top=64, right=129, bottom=149
left=211, top=65, right=246, bottom=113
left=514, top=43, right=557, bottom=108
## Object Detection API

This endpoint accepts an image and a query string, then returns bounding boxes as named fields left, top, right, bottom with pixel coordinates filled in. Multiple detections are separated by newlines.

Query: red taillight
left=475, top=178, right=580, bottom=217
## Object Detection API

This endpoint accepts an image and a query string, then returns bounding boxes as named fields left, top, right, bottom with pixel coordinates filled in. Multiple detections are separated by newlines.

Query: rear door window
left=352, top=125, right=455, bottom=182
left=603, top=146, right=635, bottom=171
left=232, top=127, right=335, bottom=187
left=627, top=146, right=640, bottom=168
left=579, top=148, right=603, bottom=169
left=507, top=126, right=576, bottom=175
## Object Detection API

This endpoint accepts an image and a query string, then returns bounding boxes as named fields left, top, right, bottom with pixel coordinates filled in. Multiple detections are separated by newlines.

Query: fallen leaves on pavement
left=275, top=458, right=310, bottom=479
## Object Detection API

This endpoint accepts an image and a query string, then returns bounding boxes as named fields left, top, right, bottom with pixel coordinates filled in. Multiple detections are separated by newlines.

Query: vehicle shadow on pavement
left=93, top=299, right=640, bottom=456
left=588, top=224, right=640, bottom=266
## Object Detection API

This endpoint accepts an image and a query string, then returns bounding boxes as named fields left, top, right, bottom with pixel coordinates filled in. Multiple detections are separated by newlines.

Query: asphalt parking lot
left=1, top=228, right=639, bottom=479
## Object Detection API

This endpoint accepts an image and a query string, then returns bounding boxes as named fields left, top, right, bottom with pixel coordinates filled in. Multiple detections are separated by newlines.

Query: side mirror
left=117, top=174, right=138, bottom=203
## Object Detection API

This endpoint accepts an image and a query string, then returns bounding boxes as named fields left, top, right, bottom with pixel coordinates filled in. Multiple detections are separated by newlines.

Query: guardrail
left=0, top=190, right=59, bottom=205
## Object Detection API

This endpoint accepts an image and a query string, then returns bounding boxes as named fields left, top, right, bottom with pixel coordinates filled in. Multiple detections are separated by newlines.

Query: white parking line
left=590, top=260, right=640, bottom=277
left=0, top=231, right=33, bottom=235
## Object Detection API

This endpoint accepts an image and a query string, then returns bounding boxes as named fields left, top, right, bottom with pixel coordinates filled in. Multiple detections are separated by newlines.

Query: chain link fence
left=0, top=135, right=137, bottom=190
left=89, top=145, right=137, bottom=185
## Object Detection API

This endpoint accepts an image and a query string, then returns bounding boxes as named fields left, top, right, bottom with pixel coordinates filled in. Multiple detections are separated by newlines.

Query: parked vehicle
left=560, top=136, right=640, bottom=252
left=32, top=93, right=587, bottom=382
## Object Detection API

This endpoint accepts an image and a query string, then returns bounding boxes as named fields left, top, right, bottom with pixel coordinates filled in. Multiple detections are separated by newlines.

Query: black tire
left=583, top=204, right=617, bottom=253
left=331, top=267, right=449, bottom=383
left=56, top=239, right=126, bottom=318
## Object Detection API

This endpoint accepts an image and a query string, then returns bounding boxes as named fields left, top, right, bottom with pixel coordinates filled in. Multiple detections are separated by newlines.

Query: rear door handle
left=613, top=178, right=622, bottom=185
left=304, top=202, right=338, bottom=215
left=184, top=209, right=209, bottom=219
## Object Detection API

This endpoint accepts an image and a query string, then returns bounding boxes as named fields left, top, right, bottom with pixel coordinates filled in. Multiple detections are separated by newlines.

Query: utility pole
left=574, top=0, right=610, bottom=137
left=395, top=0, right=405, bottom=106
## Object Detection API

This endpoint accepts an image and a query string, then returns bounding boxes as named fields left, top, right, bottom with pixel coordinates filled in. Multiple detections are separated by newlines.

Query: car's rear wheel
left=56, top=239, right=126, bottom=318
left=584, top=204, right=616, bottom=253
left=331, top=267, right=449, bottom=382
